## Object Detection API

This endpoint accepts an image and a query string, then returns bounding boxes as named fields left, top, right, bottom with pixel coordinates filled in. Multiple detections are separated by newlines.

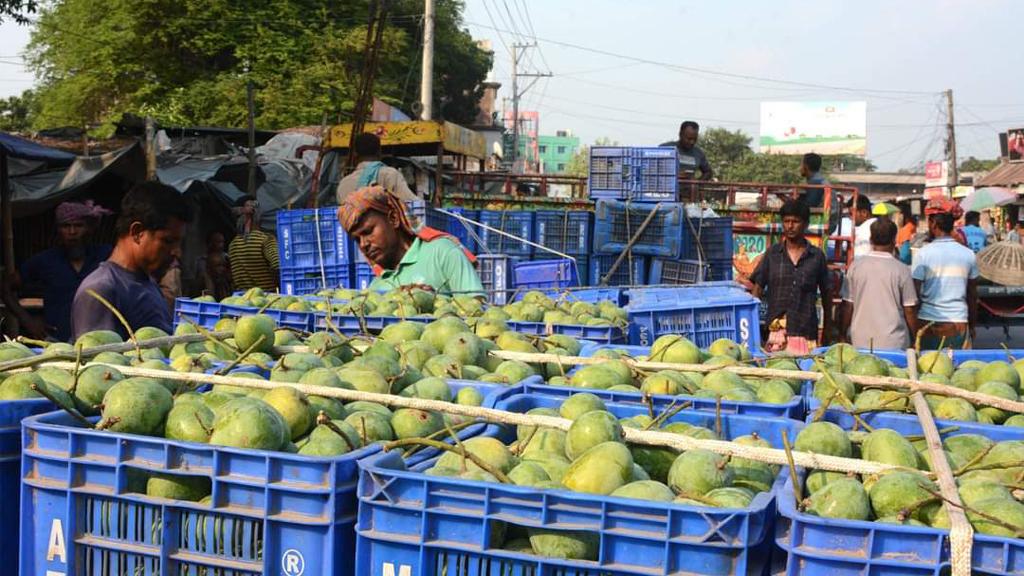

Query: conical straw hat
left=977, top=241, right=1024, bottom=286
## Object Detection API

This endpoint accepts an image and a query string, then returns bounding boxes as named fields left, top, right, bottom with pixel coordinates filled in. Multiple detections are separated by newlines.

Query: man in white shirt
left=849, top=195, right=875, bottom=259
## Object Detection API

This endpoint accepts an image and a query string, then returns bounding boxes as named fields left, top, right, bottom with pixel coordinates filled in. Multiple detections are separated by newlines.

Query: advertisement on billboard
left=759, top=101, right=867, bottom=156
left=925, top=160, right=949, bottom=188
left=1009, top=128, right=1024, bottom=162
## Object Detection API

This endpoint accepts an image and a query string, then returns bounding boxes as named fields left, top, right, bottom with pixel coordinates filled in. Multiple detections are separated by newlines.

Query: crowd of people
left=751, top=190, right=995, bottom=354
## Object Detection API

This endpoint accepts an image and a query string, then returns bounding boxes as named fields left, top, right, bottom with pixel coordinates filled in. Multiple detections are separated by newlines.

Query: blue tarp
left=0, top=132, right=76, bottom=165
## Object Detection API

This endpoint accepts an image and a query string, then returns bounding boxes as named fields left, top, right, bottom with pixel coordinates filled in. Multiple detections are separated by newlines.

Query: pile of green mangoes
left=422, top=391, right=779, bottom=561
left=198, top=287, right=629, bottom=329
left=794, top=420, right=1024, bottom=537
left=547, top=334, right=801, bottom=405
left=0, top=311, right=596, bottom=502
left=812, top=344, right=1024, bottom=426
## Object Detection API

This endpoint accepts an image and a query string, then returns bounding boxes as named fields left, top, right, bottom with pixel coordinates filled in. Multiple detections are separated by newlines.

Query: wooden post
left=144, top=116, right=157, bottom=181
left=906, top=349, right=973, bottom=576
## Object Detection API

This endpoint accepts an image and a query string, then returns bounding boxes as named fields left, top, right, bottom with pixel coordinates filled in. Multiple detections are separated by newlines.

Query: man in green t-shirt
left=337, top=186, right=483, bottom=296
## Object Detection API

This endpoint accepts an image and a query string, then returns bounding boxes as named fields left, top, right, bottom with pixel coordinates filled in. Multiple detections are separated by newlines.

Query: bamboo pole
left=906, top=349, right=973, bottom=576
left=35, top=361, right=912, bottom=477
left=489, top=350, right=1024, bottom=413
left=0, top=331, right=235, bottom=373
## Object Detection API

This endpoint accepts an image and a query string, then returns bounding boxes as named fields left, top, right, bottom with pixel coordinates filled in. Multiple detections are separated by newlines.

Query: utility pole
left=419, top=0, right=435, bottom=120
left=144, top=116, right=156, bottom=180
left=509, top=42, right=551, bottom=173
left=945, top=88, right=958, bottom=190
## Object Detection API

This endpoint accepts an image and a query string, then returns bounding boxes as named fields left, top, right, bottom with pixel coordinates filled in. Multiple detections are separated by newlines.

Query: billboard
left=759, top=101, right=867, bottom=156
left=925, top=160, right=949, bottom=187
left=1009, top=128, right=1024, bottom=162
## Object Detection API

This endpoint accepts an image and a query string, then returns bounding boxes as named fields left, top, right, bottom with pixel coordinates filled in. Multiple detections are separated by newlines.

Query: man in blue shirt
left=961, top=211, right=988, bottom=253
left=72, top=182, right=193, bottom=339
left=801, top=153, right=828, bottom=207
left=912, top=198, right=978, bottom=349
left=15, top=201, right=112, bottom=341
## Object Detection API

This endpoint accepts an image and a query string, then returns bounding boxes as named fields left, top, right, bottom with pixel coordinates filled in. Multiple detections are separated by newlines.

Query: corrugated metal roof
left=978, top=162, right=1024, bottom=187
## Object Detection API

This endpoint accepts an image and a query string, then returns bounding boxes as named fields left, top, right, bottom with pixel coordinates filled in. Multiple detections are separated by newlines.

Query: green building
left=537, top=130, right=579, bottom=174
left=513, top=130, right=579, bottom=174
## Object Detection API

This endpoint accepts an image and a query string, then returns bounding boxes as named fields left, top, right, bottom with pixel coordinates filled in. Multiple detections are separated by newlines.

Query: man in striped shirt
left=228, top=196, right=279, bottom=292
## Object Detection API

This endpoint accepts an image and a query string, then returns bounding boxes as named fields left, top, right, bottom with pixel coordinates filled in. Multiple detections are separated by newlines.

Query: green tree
left=959, top=156, right=1000, bottom=173
left=0, top=89, right=37, bottom=131
left=0, top=0, right=35, bottom=23
left=25, top=0, right=491, bottom=133
left=826, top=155, right=875, bottom=172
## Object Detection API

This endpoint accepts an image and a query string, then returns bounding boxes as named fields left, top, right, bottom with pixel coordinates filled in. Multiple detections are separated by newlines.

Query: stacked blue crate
left=444, top=207, right=479, bottom=253
left=650, top=216, right=734, bottom=284
left=276, top=208, right=352, bottom=294
left=478, top=210, right=534, bottom=257
left=588, top=146, right=678, bottom=201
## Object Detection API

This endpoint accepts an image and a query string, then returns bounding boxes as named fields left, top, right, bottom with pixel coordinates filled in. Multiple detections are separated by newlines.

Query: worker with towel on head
left=14, top=200, right=113, bottom=341
left=337, top=186, right=482, bottom=296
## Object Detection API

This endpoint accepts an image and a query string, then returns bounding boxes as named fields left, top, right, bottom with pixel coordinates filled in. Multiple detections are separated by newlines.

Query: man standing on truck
left=337, top=133, right=419, bottom=203
left=676, top=121, right=713, bottom=181
left=912, top=198, right=978, bottom=349
left=750, top=199, right=832, bottom=354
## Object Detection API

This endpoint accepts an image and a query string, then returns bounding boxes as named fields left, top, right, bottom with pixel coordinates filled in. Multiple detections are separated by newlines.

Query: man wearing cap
left=912, top=198, right=978, bottom=349
left=14, top=200, right=113, bottom=341
left=337, top=186, right=482, bottom=295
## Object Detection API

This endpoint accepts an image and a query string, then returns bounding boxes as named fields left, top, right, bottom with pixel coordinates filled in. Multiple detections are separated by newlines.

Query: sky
left=460, top=0, right=1024, bottom=171
left=1, top=0, right=1022, bottom=172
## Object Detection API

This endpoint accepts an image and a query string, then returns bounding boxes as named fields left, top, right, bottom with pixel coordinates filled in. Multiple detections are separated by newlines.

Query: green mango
left=667, top=449, right=732, bottom=497
left=562, top=441, right=633, bottom=495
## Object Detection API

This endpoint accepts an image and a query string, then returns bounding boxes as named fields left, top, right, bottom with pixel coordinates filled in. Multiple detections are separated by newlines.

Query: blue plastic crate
left=507, top=319, right=627, bottom=345
left=354, top=262, right=375, bottom=290
left=355, top=385, right=801, bottom=576
left=445, top=207, right=479, bottom=253
left=629, top=296, right=762, bottom=350
left=707, top=258, right=734, bottom=281
left=406, top=200, right=449, bottom=231
left=277, top=207, right=350, bottom=269
left=590, top=253, right=648, bottom=287
left=477, top=254, right=517, bottom=305
left=1, top=398, right=52, bottom=572
left=280, top=264, right=352, bottom=296
left=684, top=216, right=733, bottom=261
left=512, top=286, right=627, bottom=306
left=513, top=258, right=579, bottom=290
left=522, top=378, right=802, bottom=419
left=588, top=146, right=678, bottom=201
left=19, top=379, right=504, bottom=576
left=808, top=346, right=1024, bottom=367
left=626, top=283, right=750, bottom=308
left=534, top=210, right=593, bottom=255
left=312, top=311, right=432, bottom=335
left=593, top=200, right=687, bottom=258
left=172, top=297, right=226, bottom=329
left=478, top=210, right=535, bottom=256
left=173, top=297, right=316, bottom=331
left=649, top=258, right=712, bottom=284
left=776, top=416, right=1024, bottom=576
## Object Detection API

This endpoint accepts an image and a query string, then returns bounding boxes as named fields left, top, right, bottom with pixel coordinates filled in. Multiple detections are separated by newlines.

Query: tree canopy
left=959, top=156, right=1000, bottom=173
left=0, top=0, right=35, bottom=24
left=24, top=0, right=491, bottom=134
